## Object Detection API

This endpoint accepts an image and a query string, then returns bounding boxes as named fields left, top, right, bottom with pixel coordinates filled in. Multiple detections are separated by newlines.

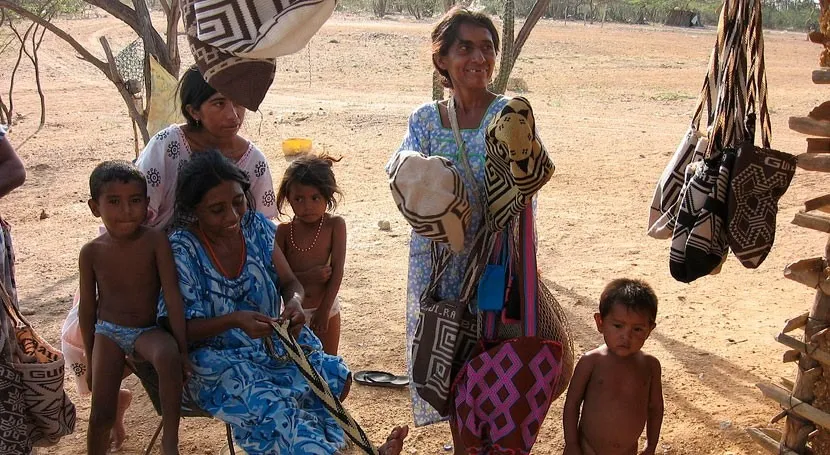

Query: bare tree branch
left=158, top=0, right=171, bottom=16
left=166, top=0, right=180, bottom=75
left=0, top=1, right=108, bottom=75
left=84, top=0, right=139, bottom=31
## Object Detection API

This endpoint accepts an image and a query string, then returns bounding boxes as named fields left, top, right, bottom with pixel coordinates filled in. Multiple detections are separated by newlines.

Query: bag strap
left=420, top=242, right=453, bottom=304
left=692, top=2, right=729, bottom=130
left=480, top=231, right=508, bottom=341
left=0, top=278, right=26, bottom=329
left=745, top=0, right=771, bottom=148
left=447, top=96, right=485, bottom=207
left=518, top=205, right=539, bottom=337
left=707, top=0, right=748, bottom=158
left=264, top=321, right=380, bottom=455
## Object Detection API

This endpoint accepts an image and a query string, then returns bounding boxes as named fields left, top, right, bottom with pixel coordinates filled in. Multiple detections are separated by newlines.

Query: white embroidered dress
left=136, top=124, right=277, bottom=230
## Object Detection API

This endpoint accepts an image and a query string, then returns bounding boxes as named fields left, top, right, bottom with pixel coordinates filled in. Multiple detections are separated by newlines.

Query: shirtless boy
left=79, top=161, right=189, bottom=455
left=563, top=278, right=664, bottom=455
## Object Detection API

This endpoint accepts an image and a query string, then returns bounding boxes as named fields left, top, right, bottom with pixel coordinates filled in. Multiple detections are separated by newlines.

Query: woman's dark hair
left=173, top=149, right=254, bottom=228
left=599, top=278, right=659, bottom=325
left=179, top=65, right=217, bottom=129
left=431, top=7, right=500, bottom=89
left=276, top=153, right=342, bottom=217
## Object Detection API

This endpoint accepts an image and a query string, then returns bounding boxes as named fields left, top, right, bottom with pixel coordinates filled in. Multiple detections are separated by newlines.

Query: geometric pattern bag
left=180, top=0, right=336, bottom=111
left=389, top=150, right=472, bottom=254
left=0, top=281, right=76, bottom=447
left=647, top=5, right=727, bottom=240
left=669, top=0, right=747, bottom=283
left=451, top=207, right=563, bottom=454
left=669, top=151, right=735, bottom=283
left=482, top=97, right=554, bottom=233
left=726, top=0, right=797, bottom=268
left=411, top=244, right=478, bottom=417
left=0, top=333, right=29, bottom=454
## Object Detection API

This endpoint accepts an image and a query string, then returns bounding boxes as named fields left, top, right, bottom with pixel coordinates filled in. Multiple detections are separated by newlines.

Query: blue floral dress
left=385, top=96, right=508, bottom=427
left=159, top=211, right=350, bottom=454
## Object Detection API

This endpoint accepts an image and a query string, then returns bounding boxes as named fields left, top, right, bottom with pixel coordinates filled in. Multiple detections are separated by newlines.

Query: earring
left=195, top=119, right=202, bottom=128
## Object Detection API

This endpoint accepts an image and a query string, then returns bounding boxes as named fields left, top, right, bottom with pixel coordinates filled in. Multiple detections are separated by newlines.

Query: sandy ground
left=0, top=10, right=825, bottom=455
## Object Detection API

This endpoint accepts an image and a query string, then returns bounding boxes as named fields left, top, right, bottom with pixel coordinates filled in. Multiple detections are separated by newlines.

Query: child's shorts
left=302, top=296, right=341, bottom=322
left=94, top=320, right=156, bottom=357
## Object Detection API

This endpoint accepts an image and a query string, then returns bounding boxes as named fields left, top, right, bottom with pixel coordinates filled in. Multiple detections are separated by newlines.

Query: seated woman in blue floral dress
left=159, top=150, right=407, bottom=454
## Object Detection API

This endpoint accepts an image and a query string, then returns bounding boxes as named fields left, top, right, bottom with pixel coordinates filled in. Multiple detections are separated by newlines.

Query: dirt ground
left=0, top=10, right=825, bottom=455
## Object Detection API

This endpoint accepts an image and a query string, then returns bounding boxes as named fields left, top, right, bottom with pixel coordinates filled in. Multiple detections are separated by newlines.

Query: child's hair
left=89, top=160, right=147, bottom=201
left=276, top=153, right=343, bottom=217
left=599, top=278, right=658, bottom=324
left=173, top=149, right=254, bottom=228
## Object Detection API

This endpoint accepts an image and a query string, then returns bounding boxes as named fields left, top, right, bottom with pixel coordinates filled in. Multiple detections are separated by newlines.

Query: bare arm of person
left=310, top=216, right=346, bottom=334
left=0, top=137, right=26, bottom=199
left=77, top=244, right=97, bottom=389
left=563, top=354, right=594, bottom=455
left=641, top=357, right=664, bottom=455
left=272, top=237, right=305, bottom=336
left=154, top=230, right=191, bottom=376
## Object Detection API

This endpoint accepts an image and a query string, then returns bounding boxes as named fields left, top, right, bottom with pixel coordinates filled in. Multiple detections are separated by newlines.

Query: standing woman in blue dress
left=385, top=6, right=509, bottom=445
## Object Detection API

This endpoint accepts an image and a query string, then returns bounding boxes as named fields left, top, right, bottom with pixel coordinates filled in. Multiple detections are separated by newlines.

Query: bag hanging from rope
left=726, top=0, right=797, bottom=268
left=647, top=5, right=727, bottom=239
left=451, top=207, right=565, bottom=454
left=669, top=0, right=750, bottom=283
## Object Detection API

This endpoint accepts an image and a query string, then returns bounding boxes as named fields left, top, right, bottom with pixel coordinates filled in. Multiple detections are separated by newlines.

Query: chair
left=128, top=360, right=236, bottom=455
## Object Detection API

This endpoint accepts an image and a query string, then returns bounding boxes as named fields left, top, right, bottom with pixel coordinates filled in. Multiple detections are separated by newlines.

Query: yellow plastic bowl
left=282, top=138, right=312, bottom=156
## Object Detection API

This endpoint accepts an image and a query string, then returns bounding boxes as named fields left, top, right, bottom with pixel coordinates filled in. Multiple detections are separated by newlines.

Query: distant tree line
left=341, top=0, right=818, bottom=31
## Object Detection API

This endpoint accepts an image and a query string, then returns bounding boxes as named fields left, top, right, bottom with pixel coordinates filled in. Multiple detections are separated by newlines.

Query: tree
left=4, top=1, right=54, bottom=130
left=0, top=0, right=182, bottom=144
left=490, top=0, right=551, bottom=94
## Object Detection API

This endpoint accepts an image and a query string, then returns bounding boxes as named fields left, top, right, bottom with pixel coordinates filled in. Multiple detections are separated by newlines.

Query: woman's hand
left=280, top=297, right=306, bottom=338
left=234, top=311, right=274, bottom=339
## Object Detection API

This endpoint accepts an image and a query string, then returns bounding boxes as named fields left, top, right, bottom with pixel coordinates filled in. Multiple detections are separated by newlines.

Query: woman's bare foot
left=109, top=388, right=132, bottom=452
left=378, top=426, right=409, bottom=455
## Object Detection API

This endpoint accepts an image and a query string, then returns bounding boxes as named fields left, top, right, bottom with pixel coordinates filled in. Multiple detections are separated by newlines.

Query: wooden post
left=780, top=238, right=830, bottom=452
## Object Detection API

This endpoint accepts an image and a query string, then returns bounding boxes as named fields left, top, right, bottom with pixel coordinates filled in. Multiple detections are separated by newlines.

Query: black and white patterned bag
left=647, top=5, right=726, bottom=239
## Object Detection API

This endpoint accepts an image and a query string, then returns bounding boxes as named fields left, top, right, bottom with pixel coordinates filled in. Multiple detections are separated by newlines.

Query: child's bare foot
left=109, top=388, right=132, bottom=452
left=378, top=426, right=409, bottom=455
